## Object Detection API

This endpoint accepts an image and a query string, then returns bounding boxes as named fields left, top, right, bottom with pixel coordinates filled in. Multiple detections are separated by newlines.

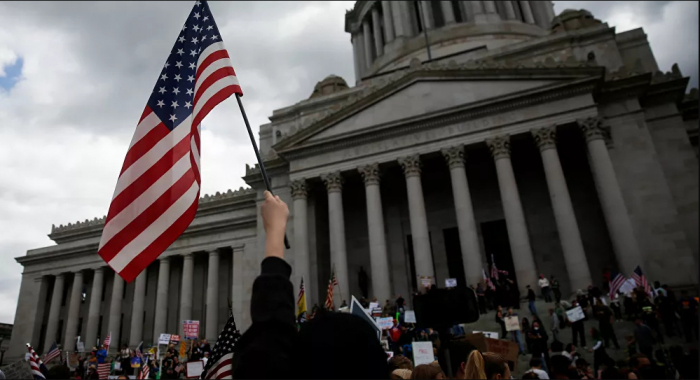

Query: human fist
left=261, top=190, right=289, bottom=239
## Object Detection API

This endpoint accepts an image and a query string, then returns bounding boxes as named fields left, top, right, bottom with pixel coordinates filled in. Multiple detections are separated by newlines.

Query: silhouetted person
left=358, top=266, right=369, bottom=299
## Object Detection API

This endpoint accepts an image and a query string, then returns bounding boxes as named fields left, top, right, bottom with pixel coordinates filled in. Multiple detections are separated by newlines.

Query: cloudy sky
left=0, top=1, right=697, bottom=324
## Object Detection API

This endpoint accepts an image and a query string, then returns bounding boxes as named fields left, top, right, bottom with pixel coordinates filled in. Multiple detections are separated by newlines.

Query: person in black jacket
left=231, top=191, right=388, bottom=379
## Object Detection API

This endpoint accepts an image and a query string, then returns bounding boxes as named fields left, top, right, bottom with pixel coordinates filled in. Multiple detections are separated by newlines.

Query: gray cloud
left=0, top=1, right=695, bottom=324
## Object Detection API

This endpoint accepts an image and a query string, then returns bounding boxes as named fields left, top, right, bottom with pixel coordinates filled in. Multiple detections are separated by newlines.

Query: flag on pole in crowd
left=482, top=268, right=495, bottom=290
left=332, top=271, right=338, bottom=287
left=97, top=0, right=243, bottom=283
left=608, top=270, right=626, bottom=299
left=97, top=363, right=111, bottom=379
left=103, top=332, right=111, bottom=352
left=324, top=277, right=335, bottom=310
left=138, top=356, right=150, bottom=379
left=489, top=255, right=508, bottom=280
left=136, top=341, right=144, bottom=357
left=200, top=312, right=241, bottom=379
left=631, top=265, right=651, bottom=295
left=27, top=344, right=46, bottom=380
left=297, top=277, right=307, bottom=323
left=43, top=341, right=60, bottom=363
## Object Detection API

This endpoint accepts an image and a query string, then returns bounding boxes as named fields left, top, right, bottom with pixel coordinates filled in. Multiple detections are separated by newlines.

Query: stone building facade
left=8, top=1, right=698, bottom=360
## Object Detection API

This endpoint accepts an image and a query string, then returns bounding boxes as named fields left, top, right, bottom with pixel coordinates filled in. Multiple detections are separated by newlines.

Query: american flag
left=332, top=271, right=338, bottom=287
left=324, top=277, right=335, bottom=310
left=27, top=344, right=45, bottom=380
left=200, top=314, right=241, bottom=379
left=631, top=265, right=651, bottom=294
left=297, top=277, right=307, bottom=323
left=43, top=341, right=60, bottom=363
left=483, top=268, right=495, bottom=290
left=138, top=356, right=150, bottom=379
left=103, top=332, right=111, bottom=352
left=490, top=254, right=508, bottom=280
left=97, top=363, right=111, bottom=379
left=98, top=0, right=243, bottom=282
left=608, top=270, right=626, bottom=299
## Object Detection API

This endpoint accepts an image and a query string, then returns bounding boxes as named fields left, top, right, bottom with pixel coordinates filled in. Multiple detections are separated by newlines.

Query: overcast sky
left=0, top=1, right=697, bottom=324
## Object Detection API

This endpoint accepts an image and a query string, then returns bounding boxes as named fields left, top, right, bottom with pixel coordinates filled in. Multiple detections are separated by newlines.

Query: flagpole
left=332, top=264, right=341, bottom=308
left=235, top=93, right=291, bottom=249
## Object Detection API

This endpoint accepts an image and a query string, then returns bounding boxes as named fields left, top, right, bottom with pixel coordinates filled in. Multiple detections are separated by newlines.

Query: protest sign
left=412, top=341, right=434, bottom=366
left=463, top=333, right=519, bottom=371
left=77, top=341, right=85, bottom=352
left=419, top=276, right=434, bottom=289
left=170, top=334, right=181, bottom=344
left=182, top=320, right=200, bottom=339
left=158, top=334, right=171, bottom=345
left=369, top=302, right=379, bottom=310
left=445, top=278, right=457, bottom=288
left=504, top=316, right=520, bottom=331
left=69, top=353, right=80, bottom=368
left=473, top=331, right=499, bottom=339
left=566, top=306, right=585, bottom=323
left=372, top=307, right=383, bottom=317
left=386, top=351, right=394, bottom=360
left=404, top=310, right=416, bottom=323
left=1, top=359, right=34, bottom=379
left=186, top=360, right=204, bottom=379
left=619, top=278, right=636, bottom=296
left=179, top=340, right=187, bottom=359
left=376, top=317, right=394, bottom=330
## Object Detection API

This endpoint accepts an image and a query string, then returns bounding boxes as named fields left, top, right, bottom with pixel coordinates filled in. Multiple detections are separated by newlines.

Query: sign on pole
left=158, top=334, right=171, bottom=345
left=504, top=316, right=520, bottom=331
left=566, top=306, right=585, bottom=323
left=404, top=310, right=417, bottom=324
left=376, top=317, right=394, bottom=330
left=419, top=276, right=434, bottom=290
left=182, top=320, right=200, bottom=340
left=369, top=302, right=379, bottom=311
left=445, top=278, right=457, bottom=288
left=412, top=341, right=434, bottom=366
left=170, top=334, right=181, bottom=344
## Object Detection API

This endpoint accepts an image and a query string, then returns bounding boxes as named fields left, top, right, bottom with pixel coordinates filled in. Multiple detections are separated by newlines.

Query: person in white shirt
left=525, top=357, right=550, bottom=379
left=538, top=275, right=552, bottom=303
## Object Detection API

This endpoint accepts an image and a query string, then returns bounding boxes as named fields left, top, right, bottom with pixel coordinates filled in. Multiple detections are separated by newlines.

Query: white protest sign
left=376, top=317, right=394, bottom=330
left=473, top=331, right=499, bottom=339
left=404, top=310, right=417, bottom=323
left=504, top=316, right=520, bottom=331
left=420, top=276, right=434, bottom=289
left=77, top=342, right=85, bottom=352
left=412, top=341, right=434, bottom=366
left=445, top=278, right=457, bottom=288
left=619, top=278, right=637, bottom=296
left=158, top=333, right=171, bottom=345
left=369, top=302, right=379, bottom=310
left=386, top=351, right=394, bottom=361
left=566, top=306, right=585, bottom=323
left=186, top=360, right=204, bottom=379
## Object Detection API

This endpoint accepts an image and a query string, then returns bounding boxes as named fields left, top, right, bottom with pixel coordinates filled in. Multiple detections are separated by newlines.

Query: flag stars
left=163, top=61, right=170, bottom=69
left=157, top=100, right=165, bottom=108
left=189, top=62, right=196, bottom=70
left=177, top=48, right=184, bottom=56
left=203, top=16, right=209, bottom=22
left=172, top=87, right=180, bottom=95
left=169, top=114, right=178, bottom=122
left=186, top=88, right=194, bottom=95
left=171, top=101, right=179, bottom=109
left=195, top=1, right=201, bottom=6
left=211, top=35, right=219, bottom=40
left=190, top=49, right=198, bottom=57
left=201, top=35, right=207, bottom=41
left=185, top=101, right=192, bottom=109
left=191, top=37, right=199, bottom=44
left=160, top=73, right=168, bottom=81
left=182, top=24, right=187, bottom=31
left=178, top=36, right=186, bottom=43
left=206, top=25, right=213, bottom=31
left=193, top=12, right=201, bottom=19
left=158, top=87, right=166, bottom=94
left=193, top=25, right=201, bottom=32
left=187, top=75, right=195, bottom=83
left=175, top=61, right=183, bottom=69
left=174, top=74, right=182, bottom=81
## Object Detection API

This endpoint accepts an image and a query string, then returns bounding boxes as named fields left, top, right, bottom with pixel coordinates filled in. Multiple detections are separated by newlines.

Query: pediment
left=273, top=64, right=604, bottom=154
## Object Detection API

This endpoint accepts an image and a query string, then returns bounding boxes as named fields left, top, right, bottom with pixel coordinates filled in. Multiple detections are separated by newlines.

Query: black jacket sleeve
left=232, top=256, right=298, bottom=378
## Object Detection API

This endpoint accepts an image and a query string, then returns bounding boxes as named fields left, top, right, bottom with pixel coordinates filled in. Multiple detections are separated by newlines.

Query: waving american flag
left=98, top=1, right=242, bottom=282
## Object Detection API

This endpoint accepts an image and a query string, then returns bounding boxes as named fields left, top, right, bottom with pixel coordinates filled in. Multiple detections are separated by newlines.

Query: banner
left=445, top=278, right=457, bottom=288
left=170, top=334, right=181, bottom=344
left=179, top=340, right=187, bottom=359
left=76, top=341, right=85, bottom=352
left=566, top=306, right=585, bottom=323
left=376, top=317, right=394, bottom=330
left=158, top=334, right=171, bottom=345
left=2, top=360, right=34, bottom=379
left=404, top=310, right=416, bottom=324
left=504, top=316, right=520, bottom=331
left=186, top=361, right=204, bottom=379
left=183, top=320, right=200, bottom=340
left=412, top=341, right=434, bottom=366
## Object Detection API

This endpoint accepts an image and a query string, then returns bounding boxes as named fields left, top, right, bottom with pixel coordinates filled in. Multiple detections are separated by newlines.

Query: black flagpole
left=235, top=93, right=291, bottom=249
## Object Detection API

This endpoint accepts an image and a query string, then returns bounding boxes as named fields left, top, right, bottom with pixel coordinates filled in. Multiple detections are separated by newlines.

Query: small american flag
left=139, top=356, right=150, bottom=379
left=98, top=0, right=243, bottom=282
left=200, top=314, right=241, bottom=379
left=490, top=254, right=508, bottom=280
left=631, top=265, right=651, bottom=295
left=103, top=332, right=111, bottom=352
left=97, top=362, right=111, bottom=379
left=27, top=344, right=45, bottom=380
left=332, top=271, right=338, bottom=287
left=608, top=270, right=626, bottom=299
left=483, top=268, right=495, bottom=291
left=324, top=277, right=334, bottom=310
left=43, top=341, right=60, bottom=363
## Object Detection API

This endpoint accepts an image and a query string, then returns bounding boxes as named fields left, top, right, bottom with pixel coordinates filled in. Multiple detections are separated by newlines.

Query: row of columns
left=352, top=1, right=543, bottom=78
left=290, top=117, right=643, bottom=301
left=43, top=249, right=230, bottom=353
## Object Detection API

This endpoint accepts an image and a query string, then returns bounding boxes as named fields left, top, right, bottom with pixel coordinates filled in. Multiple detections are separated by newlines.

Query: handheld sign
left=182, top=320, right=200, bottom=340
left=170, top=334, right=181, bottom=344
left=185, top=360, right=204, bottom=379
left=412, top=341, right=434, bottom=366
left=445, top=278, right=457, bottom=288
left=158, top=334, right=171, bottom=345
left=369, top=302, right=379, bottom=311
left=404, top=310, right=417, bottom=324
left=566, top=306, right=585, bottom=323
left=376, top=317, right=394, bottom=330
left=504, top=316, right=520, bottom=331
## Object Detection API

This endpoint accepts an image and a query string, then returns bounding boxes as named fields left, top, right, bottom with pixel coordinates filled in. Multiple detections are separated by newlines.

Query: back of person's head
left=392, top=369, right=412, bottom=379
left=294, top=312, right=388, bottom=379
left=410, top=364, right=444, bottom=379
left=438, top=340, right=476, bottom=377
left=522, top=372, right=540, bottom=379
left=600, top=366, right=622, bottom=379
left=388, top=354, right=413, bottom=376
left=550, top=355, right=572, bottom=378
left=46, top=364, right=71, bottom=380
left=565, top=343, right=575, bottom=352
left=550, top=340, right=564, bottom=353
left=629, top=353, right=649, bottom=369
left=529, top=357, right=542, bottom=369
left=465, top=351, right=508, bottom=379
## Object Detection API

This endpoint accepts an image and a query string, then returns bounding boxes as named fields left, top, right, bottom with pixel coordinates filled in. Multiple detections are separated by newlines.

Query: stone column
left=441, top=1, right=456, bottom=24
left=532, top=126, right=593, bottom=290
left=85, top=267, right=104, bottom=348
left=153, top=257, right=170, bottom=342
left=44, top=273, right=65, bottom=351
left=578, top=117, right=643, bottom=275
left=63, top=271, right=84, bottom=350
left=420, top=1, right=434, bottom=29
left=442, top=146, right=484, bottom=287
left=351, top=32, right=362, bottom=85
left=291, top=180, right=311, bottom=305
left=471, top=0, right=484, bottom=14
left=358, top=163, right=392, bottom=302
left=390, top=1, right=408, bottom=38
left=398, top=155, right=435, bottom=285
left=486, top=135, right=538, bottom=293
left=502, top=0, right=516, bottom=19
left=381, top=1, right=395, bottom=44
left=483, top=1, right=497, bottom=13
left=206, top=250, right=220, bottom=342
left=107, top=274, right=124, bottom=354
left=362, top=19, right=374, bottom=70
left=322, top=171, right=350, bottom=304
left=519, top=0, right=535, bottom=24
left=371, top=7, right=384, bottom=57
left=128, top=271, right=147, bottom=347
left=231, top=246, right=245, bottom=325
left=179, top=253, right=194, bottom=336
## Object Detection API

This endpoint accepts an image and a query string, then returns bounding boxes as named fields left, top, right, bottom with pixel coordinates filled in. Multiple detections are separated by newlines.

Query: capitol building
left=8, top=0, right=698, bottom=358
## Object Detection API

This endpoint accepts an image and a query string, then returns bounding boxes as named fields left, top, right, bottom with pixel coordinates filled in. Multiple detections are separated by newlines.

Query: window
left=413, top=1, right=424, bottom=33
left=57, top=319, right=64, bottom=343
left=97, top=316, right=103, bottom=343
left=77, top=318, right=83, bottom=337
left=451, top=1, right=464, bottom=23
left=61, top=284, right=69, bottom=306
left=101, top=280, right=107, bottom=301
left=430, top=1, right=445, bottom=28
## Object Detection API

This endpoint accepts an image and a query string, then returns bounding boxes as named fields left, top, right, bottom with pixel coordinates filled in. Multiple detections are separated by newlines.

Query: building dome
left=551, top=9, right=601, bottom=33
left=309, top=74, right=350, bottom=99
left=345, top=1, right=557, bottom=83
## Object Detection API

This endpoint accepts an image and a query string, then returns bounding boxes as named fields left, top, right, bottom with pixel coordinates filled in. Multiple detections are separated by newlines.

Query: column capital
left=321, top=171, right=343, bottom=193
left=158, top=256, right=170, bottom=263
left=441, top=145, right=465, bottom=169
left=207, top=249, right=220, bottom=256
left=358, top=163, right=381, bottom=186
left=577, top=117, right=606, bottom=143
left=486, top=135, right=511, bottom=159
left=398, top=155, right=422, bottom=177
left=290, top=179, right=308, bottom=199
left=183, top=252, right=194, bottom=259
left=231, top=245, right=245, bottom=253
left=73, top=270, right=85, bottom=277
left=54, top=272, right=66, bottom=279
left=531, top=126, right=557, bottom=152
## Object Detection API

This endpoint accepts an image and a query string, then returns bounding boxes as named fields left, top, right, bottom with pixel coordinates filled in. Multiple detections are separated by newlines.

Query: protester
left=562, top=343, right=580, bottom=364
left=538, top=275, right=552, bottom=303
left=46, top=364, right=71, bottom=380
left=476, top=283, right=487, bottom=315
left=495, top=306, right=507, bottom=339
left=569, top=301, right=586, bottom=348
left=506, top=307, right=525, bottom=354
left=525, top=357, right=549, bottom=379
left=391, top=369, right=413, bottom=379
left=628, top=353, right=651, bottom=379
left=527, top=285, right=538, bottom=315
left=549, top=308, right=560, bottom=343
left=575, top=357, right=594, bottom=379
left=464, top=350, right=510, bottom=379
left=678, top=290, right=698, bottom=342
left=86, top=364, right=99, bottom=380
left=588, top=328, right=611, bottom=375
left=593, top=298, right=619, bottom=349
left=528, top=320, right=550, bottom=372
left=633, top=319, right=656, bottom=359
left=410, top=364, right=445, bottom=379
left=550, top=276, right=562, bottom=303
